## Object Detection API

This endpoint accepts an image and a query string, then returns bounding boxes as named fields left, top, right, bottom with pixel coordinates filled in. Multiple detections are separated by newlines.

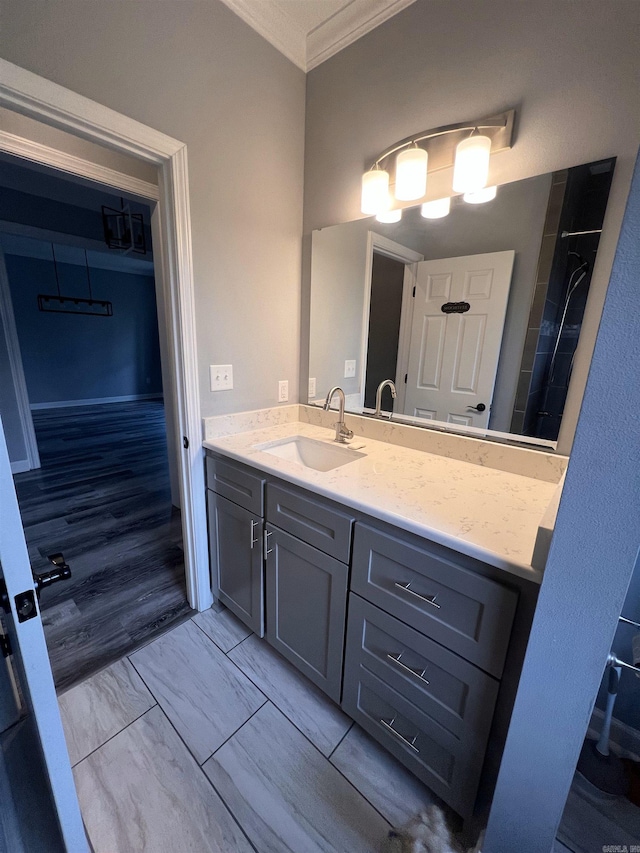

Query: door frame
left=0, top=57, right=212, bottom=612
left=0, top=246, right=40, bottom=472
left=359, top=231, right=422, bottom=410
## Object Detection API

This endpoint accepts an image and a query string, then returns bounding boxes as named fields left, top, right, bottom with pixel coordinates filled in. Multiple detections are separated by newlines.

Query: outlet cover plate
left=344, top=359, right=356, bottom=378
left=308, top=377, right=316, bottom=398
left=278, top=380, right=289, bottom=402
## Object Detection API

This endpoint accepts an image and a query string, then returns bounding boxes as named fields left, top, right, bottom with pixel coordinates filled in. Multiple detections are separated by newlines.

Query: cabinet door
left=265, top=526, right=347, bottom=703
left=208, top=491, right=264, bottom=637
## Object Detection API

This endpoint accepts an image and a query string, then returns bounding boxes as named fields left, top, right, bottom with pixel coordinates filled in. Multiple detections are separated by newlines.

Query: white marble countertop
left=204, top=420, right=557, bottom=584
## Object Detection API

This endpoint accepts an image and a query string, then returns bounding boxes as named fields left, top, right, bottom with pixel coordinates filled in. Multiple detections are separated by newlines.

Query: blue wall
left=6, top=255, right=163, bottom=405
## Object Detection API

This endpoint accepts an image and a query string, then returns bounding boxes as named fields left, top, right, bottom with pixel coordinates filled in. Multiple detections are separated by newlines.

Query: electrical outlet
left=210, top=364, right=233, bottom=391
left=308, top=377, right=316, bottom=398
left=278, top=380, right=289, bottom=402
left=344, top=359, right=356, bottom=378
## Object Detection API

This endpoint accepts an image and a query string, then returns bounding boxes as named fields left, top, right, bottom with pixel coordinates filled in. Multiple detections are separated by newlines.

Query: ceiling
left=217, top=0, right=418, bottom=71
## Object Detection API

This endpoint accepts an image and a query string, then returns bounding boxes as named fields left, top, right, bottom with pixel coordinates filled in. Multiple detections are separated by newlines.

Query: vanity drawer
left=266, top=483, right=354, bottom=563
left=345, top=594, right=499, bottom=741
left=351, top=524, right=518, bottom=677
left=206, top=455, right=264, bottom=515
left=342, top=664, right=487, bottom=818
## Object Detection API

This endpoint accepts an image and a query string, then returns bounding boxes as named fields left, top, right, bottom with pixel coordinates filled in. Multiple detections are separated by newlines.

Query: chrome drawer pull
left=264, top=529, right=273, bottom=555
left=249, top=519, right=260, bottom=549
left=387, top=652, right=430, bottom=685
left=379, top=717, right=420, bottom=754
left=394, top=581, right=440, bottom=609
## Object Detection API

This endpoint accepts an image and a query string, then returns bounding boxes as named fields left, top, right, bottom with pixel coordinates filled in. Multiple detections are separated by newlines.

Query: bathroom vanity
left=203, top=407, right=563, bottom=821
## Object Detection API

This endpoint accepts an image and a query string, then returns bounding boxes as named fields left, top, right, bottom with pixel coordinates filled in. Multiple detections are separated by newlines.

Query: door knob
left=467, top=403, right=486, bottom=413
left=33, top=553, right=72, bottom=599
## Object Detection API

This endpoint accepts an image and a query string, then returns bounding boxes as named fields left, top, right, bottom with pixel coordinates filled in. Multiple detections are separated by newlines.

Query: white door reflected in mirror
left=401, top=251, right=514, bottom=429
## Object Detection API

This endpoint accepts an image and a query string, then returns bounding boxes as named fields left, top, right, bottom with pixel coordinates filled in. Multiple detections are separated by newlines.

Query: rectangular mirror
left=309, top=158, right=615, bottom=449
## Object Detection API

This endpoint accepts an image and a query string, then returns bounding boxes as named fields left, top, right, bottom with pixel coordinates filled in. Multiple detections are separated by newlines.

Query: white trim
left=0, top=129, right=159, bottom=201
left=307, top=0, right=418, bottom=71
left=30, top=394, right=163, bottom=410
left=218, top=0, right=418, bottom=72
left=10, top=459, right=30, bottom=474
left=394, top=264, right=418, bottom=413
left=0, top=58, right=211, bottom=612
left=359, top=231, right=423, bottom=410
left=0, top=247, right=40, bottom=470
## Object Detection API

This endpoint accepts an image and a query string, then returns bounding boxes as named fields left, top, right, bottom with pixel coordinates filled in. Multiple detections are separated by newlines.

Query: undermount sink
left=255, top=435, right=365, bottom=472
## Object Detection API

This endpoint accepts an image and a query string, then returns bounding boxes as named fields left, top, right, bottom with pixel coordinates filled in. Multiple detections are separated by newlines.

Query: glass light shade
left=361, top=168, right=391, bottom=214
left=376, top=208, right=402, bottom=223
left=452, top=134, right=492, bottom=193
left=421, top=197, right=451, bottom=219
left=463, top=185, right=498, bottom=204
left=395, top=147, right=428, bottom=201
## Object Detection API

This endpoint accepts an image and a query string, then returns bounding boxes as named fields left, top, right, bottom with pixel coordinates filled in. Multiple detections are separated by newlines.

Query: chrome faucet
left=323, top=386, right=354, bottom=443
left=374, top=379, right=397, bottom=418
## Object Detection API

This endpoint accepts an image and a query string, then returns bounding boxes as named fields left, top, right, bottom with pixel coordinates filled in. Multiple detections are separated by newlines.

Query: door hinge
left=412, top=286, right=416, bottom=297
left=404, top=374, right=408, bottom=384
left=183, top=436, right=189, bottom=449
left=0, top=633, right=11, bottom=658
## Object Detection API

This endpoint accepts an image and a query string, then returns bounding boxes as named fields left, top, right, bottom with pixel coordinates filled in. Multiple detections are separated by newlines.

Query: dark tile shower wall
left=510, top=171, right=568, bottom=435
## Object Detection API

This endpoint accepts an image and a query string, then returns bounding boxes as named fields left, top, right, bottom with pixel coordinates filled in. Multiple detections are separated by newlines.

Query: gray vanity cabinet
left=342, top=594, right=500, bottom=817
left=265, top=525, right=348, bottom=702
left=264, top=483, right=354, bottom=702
left=206, top=456, right=265, bottom=637
left=205, top=450, right=535, bottom=823
left=351, top=523, right=518, bottom=678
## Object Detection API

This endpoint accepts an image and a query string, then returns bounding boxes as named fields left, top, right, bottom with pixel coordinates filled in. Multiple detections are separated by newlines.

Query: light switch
left=344, top=359, right=356, bottom=378
left=210, top=364, right=233, bottom=391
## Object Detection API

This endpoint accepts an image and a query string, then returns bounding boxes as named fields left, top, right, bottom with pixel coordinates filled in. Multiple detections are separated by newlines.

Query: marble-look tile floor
left=61, top=606, right=578, bottom=853
left=61, top=607, right=443, bottom=853
left=13, top=402, right=191, bottom=689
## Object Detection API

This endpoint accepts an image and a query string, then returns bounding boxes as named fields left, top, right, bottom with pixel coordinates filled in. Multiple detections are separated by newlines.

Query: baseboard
left=10, top=459, right=30, bottom=474
left=30, top=394, right=164, bottom=410
left=587, top=706, right=640, bottom=762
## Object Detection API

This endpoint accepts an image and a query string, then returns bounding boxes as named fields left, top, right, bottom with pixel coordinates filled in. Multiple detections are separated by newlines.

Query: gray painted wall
left=483, top=144, right=640, bottom=853
left=0, top=0, right=305, bottom=417
left=303, top=0, right=640, bottom=454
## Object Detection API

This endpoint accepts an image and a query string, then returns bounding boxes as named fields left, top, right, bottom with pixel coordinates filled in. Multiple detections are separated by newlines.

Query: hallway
left=13, top=400, right=190, bottom=689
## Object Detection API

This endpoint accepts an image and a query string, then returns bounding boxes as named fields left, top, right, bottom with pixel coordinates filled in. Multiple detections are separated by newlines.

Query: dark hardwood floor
left=13, top=401, right=192, bottom=691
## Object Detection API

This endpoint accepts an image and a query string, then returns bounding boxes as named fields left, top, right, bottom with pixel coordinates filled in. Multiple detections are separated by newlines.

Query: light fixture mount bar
left=369, top=109, right=515, bottom=173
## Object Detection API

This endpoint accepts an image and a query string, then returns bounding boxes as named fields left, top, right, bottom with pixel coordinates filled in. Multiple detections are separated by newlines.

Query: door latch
left=32, top=553, right=72, bottom=600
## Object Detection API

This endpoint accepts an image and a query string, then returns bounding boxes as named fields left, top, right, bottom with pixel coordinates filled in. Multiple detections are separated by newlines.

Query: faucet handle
left=336, top=423, right=354, bottom=442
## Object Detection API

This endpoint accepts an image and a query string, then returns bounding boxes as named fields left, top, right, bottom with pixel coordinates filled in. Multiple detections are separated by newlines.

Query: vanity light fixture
left=463, top=185, right=498, bottom=204
left=421, top=197, right=451, bottom=219
left=452, top=131, right=492, bottom=194
left=376, top=208, right=403, bottom=223
left=360, top=110, right=515, bottom=215
left=395, top=145, right=428, bottom=201
left=361, top=166, right=391, bottom=215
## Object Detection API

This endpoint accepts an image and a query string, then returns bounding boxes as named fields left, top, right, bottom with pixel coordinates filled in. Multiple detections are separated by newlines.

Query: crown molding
left=217, top=0, right=307, bottom=70
left=307, top=0, right=418, bottom=71
left=218, top=0, right=417, bottom=72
